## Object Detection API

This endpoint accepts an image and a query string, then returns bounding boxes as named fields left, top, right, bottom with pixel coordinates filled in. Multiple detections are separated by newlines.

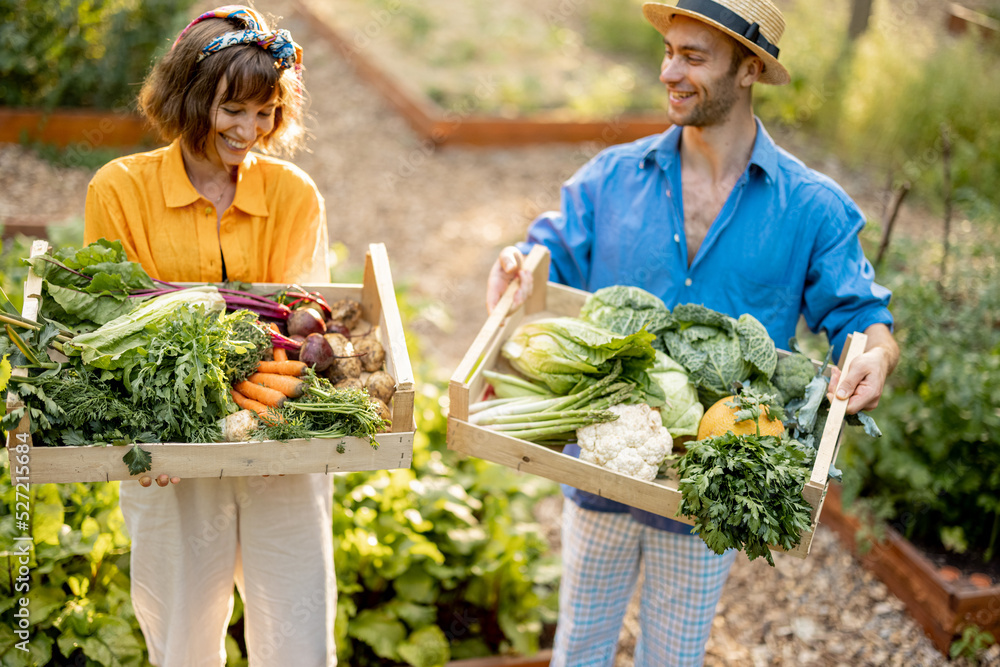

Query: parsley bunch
left=674, top=432, right=815, bottom=566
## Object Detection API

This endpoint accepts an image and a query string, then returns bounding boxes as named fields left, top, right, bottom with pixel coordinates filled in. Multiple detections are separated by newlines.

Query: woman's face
left=206, top=77, right=279, bottom=170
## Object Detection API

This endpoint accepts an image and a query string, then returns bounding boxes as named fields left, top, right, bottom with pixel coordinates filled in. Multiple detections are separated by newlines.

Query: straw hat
left=643, top=0, right=790, bottom=85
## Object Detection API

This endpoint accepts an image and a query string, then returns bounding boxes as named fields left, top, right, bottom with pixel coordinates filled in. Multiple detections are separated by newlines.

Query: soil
left=0, top=0, right=996, bottom=665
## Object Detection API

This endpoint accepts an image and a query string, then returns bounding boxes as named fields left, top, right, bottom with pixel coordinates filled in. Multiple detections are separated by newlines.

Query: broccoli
left=770, top=352, right=817, bottom=405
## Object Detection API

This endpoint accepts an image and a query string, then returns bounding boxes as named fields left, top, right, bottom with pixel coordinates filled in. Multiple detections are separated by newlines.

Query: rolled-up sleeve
left=801, top=191, right=893, bottom=356
left=524, top=161, right=601, bottom=290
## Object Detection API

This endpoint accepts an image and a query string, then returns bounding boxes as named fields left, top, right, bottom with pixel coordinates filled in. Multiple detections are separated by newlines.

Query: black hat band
left=675, top=0, right=781, bottom=59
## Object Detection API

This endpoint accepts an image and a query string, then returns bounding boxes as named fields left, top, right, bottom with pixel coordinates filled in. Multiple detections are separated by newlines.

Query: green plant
left=839, top=233, right=1000, bottom=561
left=0, top=462, right=142, bottom=666
left=331, top=374, right=559, bottom=666
left=950, top=624, right=996, bottom=661
left=0, top=0, right=197, bottom=110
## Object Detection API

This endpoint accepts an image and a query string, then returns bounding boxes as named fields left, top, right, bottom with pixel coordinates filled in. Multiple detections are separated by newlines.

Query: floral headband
left=173, top=5, right=303, bottom=77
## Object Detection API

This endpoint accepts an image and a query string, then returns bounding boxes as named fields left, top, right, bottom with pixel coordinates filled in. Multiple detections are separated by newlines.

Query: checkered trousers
left=551, top=500, right=737, bottom=667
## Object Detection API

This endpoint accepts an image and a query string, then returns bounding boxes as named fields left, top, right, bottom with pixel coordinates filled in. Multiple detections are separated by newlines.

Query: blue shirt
left=522, top=120, right=893, bottom=533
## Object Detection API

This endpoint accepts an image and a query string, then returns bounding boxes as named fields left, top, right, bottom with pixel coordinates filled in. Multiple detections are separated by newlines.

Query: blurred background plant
left=0, top=0, right=198, bottom=110
left=838, top=228, right=1000, bottom=564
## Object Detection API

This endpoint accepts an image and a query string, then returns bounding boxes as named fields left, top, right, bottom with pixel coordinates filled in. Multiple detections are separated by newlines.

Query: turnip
left=328, top=298, right=363, bottom=330
left=334, top=377, right=363, bottom=391
left=369, top=397, right=392, bottom=430
left=324, top=333, right=361, bottom=382
left=354, top=336, right=385, bottom=372
left=365, top=370, right=396, bottom=405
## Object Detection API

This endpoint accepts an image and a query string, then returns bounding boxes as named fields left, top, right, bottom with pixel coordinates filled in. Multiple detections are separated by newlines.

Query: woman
left=83, top=6, right=335, bottom=665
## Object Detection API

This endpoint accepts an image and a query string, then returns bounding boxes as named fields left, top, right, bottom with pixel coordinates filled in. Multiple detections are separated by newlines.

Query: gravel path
left=0, top=1, right=984, bottom=665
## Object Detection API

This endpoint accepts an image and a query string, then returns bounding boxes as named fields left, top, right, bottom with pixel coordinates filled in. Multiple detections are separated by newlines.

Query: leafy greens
left=675, top=430, right=815, bottom=566
left=501, top=316, right=663, bottom=404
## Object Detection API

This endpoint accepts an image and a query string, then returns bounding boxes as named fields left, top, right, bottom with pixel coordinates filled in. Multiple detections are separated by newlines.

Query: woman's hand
left=138, top=474, right=181, bottom=487
left=486, top=246, right=533, bottom=314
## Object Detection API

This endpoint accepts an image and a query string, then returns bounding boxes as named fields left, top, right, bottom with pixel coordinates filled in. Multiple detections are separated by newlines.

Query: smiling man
left=486, top=0, right=899, bottom=665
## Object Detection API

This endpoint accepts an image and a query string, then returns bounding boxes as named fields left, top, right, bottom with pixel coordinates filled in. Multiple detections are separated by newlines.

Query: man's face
left=659, top=16, right=744, bottom=127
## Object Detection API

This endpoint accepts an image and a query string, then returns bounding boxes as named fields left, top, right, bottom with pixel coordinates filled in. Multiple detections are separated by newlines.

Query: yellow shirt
left=84, top=140, right=329, bottom=284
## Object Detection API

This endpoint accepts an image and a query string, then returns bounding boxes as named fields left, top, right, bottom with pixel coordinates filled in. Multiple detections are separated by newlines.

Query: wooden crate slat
left=448, top=417, right=687, bottom=521
left=23, top=433, right=413, bottom=484
left=809, top=332, right=867, bottom=487
left=363, top=243, right=415, bottom=432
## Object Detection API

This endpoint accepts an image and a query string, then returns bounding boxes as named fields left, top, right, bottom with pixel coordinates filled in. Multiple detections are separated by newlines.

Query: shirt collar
left=640, top=117, right=779, bottom=183
left=161, top=139, right=269, bottom=216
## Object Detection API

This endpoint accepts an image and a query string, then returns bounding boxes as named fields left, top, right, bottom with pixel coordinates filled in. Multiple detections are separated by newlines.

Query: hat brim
left=642, top=3, right=790, bottom=85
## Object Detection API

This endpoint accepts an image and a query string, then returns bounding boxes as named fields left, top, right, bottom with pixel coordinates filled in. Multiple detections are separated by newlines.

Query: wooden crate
left=5, top=240, right=415, bottom=483
left=447, top=245, right=866, bottom=559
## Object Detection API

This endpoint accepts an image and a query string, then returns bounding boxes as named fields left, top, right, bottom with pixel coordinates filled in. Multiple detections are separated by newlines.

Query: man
left=486, top=1, right=900, bottom=665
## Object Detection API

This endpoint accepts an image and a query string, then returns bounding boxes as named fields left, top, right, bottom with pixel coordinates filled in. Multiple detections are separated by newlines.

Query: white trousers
left=120, top=474, right=337, bottom=667
left=552, top=501, right=737, bottom=667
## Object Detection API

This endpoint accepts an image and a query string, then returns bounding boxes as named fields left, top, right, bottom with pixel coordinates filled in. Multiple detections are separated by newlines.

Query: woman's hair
left=138, top=13, right=306, bottom=156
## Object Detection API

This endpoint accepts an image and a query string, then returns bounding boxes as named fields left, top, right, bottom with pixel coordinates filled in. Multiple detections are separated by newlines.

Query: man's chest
left=681, top=172, right=741, bottom=264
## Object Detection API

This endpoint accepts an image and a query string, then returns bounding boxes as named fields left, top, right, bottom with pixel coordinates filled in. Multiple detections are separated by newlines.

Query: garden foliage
left=0, top=0, right=196, bottom=109
left=840, top=237, right=1000, bottom=562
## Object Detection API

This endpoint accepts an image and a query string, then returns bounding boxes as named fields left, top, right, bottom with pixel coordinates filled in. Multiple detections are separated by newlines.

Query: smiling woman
left=78, top=5, right=336, bottom=666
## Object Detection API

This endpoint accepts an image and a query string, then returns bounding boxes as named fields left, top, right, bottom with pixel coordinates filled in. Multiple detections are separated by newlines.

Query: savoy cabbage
left=662, top=304, right=777, bottom=405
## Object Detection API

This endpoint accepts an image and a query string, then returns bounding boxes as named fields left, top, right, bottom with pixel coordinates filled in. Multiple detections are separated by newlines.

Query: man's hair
left=138, top=17, right=306, bottom=157
left=728, top=37, right=756, bottom=76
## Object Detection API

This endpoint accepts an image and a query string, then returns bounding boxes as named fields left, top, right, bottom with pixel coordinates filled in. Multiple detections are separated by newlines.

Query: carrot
left=269, top=323, right=288, bottom=362
left=257, top=360, right=307, bottom=376
left=234, top=380, right=286, bottom=408
left=249, top=372, right=306, bottom=398
left=231, top=388, right=285, bottom=425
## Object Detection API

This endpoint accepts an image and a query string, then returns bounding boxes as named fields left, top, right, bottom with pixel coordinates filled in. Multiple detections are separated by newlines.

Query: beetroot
left=286, top=308, right=326, bottom=338
left=287, top=334, right=306, bottom=360
left=299, top=333, right=334, bottom=371
left=325, top=321, right=350, bottom=336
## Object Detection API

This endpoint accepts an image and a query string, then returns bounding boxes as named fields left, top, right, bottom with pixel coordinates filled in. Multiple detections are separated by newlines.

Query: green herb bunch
left=257, top=371, right=388, bottom=443
left=675, top=432, right=814, bottom=566
left=126, top=306, right=267, bottom=443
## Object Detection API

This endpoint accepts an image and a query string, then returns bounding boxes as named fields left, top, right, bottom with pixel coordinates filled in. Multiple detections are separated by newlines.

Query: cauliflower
left=577, top=403, right=673, bottom=482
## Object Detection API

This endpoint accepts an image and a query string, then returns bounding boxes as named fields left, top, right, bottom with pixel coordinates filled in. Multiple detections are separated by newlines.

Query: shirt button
left=674, top=234, right=680, bottom=243
left=205, top=206, right=212, bottom=215
left=685, top=278, right=693, bottom=287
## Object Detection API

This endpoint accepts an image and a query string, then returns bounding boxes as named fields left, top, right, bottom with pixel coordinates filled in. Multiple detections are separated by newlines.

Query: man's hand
left=829, top=323, right=899, bottom=414
left=139, top=474, right=181, bottom=487
left=486, top=246, right=533, bottom=314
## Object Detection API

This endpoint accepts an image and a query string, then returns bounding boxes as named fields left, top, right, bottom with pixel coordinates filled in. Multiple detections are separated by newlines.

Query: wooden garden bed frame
left=0, top=107, right=153, bottom=148
left=821, top=483, right=1000, bottom=655
left=4, top=240, right=415, bottom=483
left=446, top=245, right=866, bottom=559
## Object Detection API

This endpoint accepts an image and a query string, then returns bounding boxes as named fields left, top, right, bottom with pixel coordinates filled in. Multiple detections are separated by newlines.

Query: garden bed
left=0, top=108, right=153, bottom=148
left=292, top=0, right=669, bottom=146
left=821, top=482, right=1000, bottom=655
left=445, top=651, right=552, bottom=667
